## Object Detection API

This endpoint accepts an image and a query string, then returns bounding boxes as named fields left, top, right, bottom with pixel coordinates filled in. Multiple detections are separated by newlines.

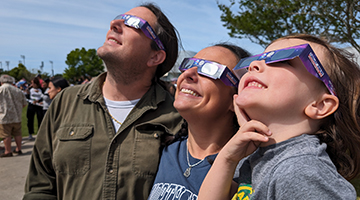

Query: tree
left=7, top=63, right=33, bottom=81
left=218, top=0, right=360, bottom=52
left=63, top=48, right=104, bottom=83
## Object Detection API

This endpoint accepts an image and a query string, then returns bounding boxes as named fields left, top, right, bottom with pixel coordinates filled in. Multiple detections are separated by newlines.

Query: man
left=0, top=75, right=27, bottom=158
left=24, top=3, right=182, bottom=200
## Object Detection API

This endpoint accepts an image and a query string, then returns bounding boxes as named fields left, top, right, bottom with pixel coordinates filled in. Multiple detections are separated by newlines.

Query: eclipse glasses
left=179, top=58, right=239, bottom=87
left=233, top=44, right=336, bottom=96
left=114, top=14, right=165, bottom=50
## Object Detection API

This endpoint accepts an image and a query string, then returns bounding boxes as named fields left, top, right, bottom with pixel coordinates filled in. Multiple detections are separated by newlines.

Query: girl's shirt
left=232, top=134, right=356, bottom=200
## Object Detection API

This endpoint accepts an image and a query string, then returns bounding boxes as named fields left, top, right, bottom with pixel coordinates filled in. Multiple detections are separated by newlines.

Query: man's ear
left=147, top=50, right=166, bottom=67
left=304, top=93, right=339, bottom=119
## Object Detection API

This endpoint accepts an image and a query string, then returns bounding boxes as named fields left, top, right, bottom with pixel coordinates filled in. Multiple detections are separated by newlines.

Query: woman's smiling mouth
left=180, top=88, right=200, bottom=97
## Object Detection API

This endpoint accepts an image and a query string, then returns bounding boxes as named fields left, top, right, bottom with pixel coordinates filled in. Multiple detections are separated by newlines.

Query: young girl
left=198, top=34, right=360, bottom=199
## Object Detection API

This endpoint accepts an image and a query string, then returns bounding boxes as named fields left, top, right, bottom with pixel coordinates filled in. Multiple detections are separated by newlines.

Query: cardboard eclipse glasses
left=233, top=44, right=336, bottom=96
left=179, top=58, right=239, bottom=87
left=114, top=14, right=165, bottom=50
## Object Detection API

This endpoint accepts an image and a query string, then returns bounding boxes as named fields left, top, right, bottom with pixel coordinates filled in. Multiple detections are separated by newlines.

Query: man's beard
left=97, top=46, right=148, bottom=84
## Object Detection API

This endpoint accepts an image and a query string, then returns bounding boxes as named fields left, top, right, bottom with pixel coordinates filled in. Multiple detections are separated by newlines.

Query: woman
left=40, top=79, right=51, bottom=115
left=47, top=77, right=69, bottom=99
left=26, top=77, right=43, bottom=140
left=148, top=43, right=250, bottom=199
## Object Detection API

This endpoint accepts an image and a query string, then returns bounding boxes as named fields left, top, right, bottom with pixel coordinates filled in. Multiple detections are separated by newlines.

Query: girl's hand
left=220, top=95, right=272, bottom=164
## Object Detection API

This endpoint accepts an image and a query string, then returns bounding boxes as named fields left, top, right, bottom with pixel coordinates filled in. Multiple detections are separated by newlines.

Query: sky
left=0, top=0, right=264, bottom=76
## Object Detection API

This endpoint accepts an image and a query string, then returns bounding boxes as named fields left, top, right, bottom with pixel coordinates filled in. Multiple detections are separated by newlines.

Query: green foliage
left=63, top=48, right=104, bottom=83
left=218, top=0, right=360, bottom=52
left=0, top=63, right=51, bottom=82
left=6, top=63, right=33, bottom=81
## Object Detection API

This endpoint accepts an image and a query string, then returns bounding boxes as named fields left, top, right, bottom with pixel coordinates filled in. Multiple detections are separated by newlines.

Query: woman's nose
left=182, top=67, right=199, bottom=82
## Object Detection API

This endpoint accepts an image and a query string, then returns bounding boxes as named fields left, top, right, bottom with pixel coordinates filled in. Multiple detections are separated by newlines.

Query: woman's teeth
left=181, top=88, right=200, bottom=97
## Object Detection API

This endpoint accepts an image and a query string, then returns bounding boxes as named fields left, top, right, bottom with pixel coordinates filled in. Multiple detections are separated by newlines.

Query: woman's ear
left=147, top=50, right=166, bottom=67
left=305, top=93, right=339, bottom=119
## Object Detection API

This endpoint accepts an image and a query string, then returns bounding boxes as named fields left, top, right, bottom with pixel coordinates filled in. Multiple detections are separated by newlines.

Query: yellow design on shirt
left=232, top=184, right=253, bottom=200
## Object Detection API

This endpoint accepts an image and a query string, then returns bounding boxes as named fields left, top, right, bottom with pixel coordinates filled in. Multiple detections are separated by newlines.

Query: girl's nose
left=248, top=60, right=265, bottom=72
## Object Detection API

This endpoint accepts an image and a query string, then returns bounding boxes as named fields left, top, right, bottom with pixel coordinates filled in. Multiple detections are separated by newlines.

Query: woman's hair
left=50, top=77, right=69, bottom=90
left=272, top=34, right=360, bottom=180
left=43, top=78, right=50, bottom=84
left=175, top=43, right=251, bottom=139
left=214, top=42, right=251, bottom=61
left=140, top=2, right=181, bottom=79
left=32, top=77, right=41, bottom=88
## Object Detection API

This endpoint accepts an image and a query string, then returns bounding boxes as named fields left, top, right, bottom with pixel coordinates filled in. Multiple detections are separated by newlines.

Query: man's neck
left=102, top=73, right=152, bottom=101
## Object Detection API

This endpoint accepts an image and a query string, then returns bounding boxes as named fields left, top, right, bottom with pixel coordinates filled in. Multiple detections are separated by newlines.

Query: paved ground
left=0, top=137, right=36, bottom=200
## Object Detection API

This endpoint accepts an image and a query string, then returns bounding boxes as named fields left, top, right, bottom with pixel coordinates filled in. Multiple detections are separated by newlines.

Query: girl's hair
left=50, top=77, right=69, bottom=90
left=273, top=34, right=360, bottom=180
left=175, top=43, right=251, bottom=139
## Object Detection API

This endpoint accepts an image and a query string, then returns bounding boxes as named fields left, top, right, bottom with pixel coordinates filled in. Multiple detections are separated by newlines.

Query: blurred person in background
left=0, top=75, right=27, bottom=157
left=40, top=78, right=52, bottom=116
left=47, top=77, right=69, bottom=99
left=26, top=77, right=43, bottom=140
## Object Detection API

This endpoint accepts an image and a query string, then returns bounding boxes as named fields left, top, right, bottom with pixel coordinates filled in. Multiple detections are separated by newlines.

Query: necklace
left=183, top=140, right=205, bottom=178
left=103, top=82, right=123, bottom=126
left=106, top=108, right=122, bottom=125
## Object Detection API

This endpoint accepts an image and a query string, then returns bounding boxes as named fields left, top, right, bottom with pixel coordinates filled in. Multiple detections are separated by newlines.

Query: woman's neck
left=186, top=118, right=235, bottom=160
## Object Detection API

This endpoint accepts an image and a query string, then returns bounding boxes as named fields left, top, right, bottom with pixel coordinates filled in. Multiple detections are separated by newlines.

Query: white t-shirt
left=104, top=97, right=140, bottom=132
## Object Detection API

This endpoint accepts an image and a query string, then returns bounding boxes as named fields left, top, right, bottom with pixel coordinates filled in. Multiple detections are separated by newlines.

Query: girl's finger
left=233, top=94, right=250, bottom=126
left=240, top=120, right=272, bottom=137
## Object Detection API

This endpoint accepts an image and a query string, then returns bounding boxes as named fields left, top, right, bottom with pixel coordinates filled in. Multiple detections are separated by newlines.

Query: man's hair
left=0, top=74, right=15, bottom=84
left=140, top=3, right=181, bottom=79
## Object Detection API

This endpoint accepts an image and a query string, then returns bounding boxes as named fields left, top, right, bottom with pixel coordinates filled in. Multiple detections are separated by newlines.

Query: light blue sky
left=0, top=0, right=264, bottom=76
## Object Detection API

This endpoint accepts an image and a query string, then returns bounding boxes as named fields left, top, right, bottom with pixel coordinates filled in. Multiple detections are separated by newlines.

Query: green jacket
left=24, top=73, right=183, bottom=200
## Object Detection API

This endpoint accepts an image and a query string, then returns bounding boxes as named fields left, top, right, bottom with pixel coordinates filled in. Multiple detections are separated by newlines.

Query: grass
left=17, top=105, right=360, bottom=197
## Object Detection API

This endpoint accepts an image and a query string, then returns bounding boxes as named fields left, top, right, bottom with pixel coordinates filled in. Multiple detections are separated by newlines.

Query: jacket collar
left=76, top=72, right=168, bottom=110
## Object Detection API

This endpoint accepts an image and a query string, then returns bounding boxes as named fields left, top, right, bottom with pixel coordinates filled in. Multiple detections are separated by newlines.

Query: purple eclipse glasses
left=179, top=58, right=239, bottom=87
left=233, top=44, right=336, bottom=96
left=114, top=14, right=165, bottom=50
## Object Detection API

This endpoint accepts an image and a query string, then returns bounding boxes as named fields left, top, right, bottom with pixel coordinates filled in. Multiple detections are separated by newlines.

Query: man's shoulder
left=52, top=84, right=87, bottom=104
left=1, top=84, right=22, bottom=93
